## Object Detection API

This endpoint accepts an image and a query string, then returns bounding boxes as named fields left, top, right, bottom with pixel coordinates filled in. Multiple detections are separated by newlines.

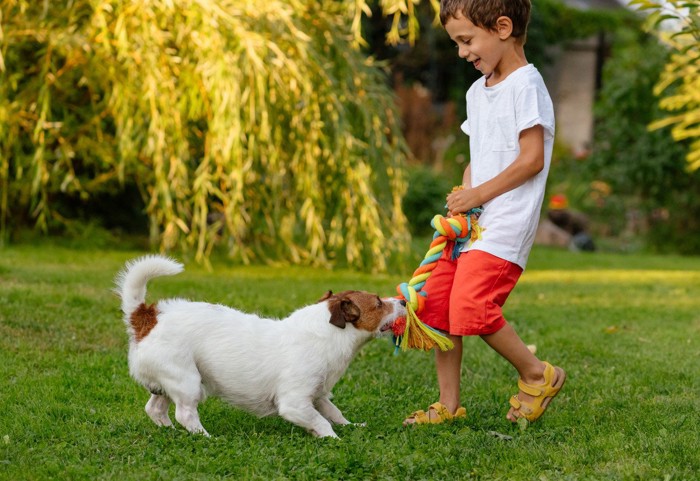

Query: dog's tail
left=114, top=255, right=183, bottom=317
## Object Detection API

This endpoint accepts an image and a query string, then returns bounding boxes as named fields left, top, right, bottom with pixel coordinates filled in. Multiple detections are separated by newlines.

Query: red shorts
left=419, top=247, right=523, bottom=336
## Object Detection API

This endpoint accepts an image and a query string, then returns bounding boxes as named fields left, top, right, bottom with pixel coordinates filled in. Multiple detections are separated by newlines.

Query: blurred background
left=1, top=0, right=698, bottom=270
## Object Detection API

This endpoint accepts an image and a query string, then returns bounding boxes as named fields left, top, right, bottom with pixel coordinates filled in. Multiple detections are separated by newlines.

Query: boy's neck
left=485, top=45, right=528, bottom=87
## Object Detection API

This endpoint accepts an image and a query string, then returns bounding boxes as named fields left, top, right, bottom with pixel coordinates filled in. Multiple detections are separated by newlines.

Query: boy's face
left=444, top=13, right=510, bottom=81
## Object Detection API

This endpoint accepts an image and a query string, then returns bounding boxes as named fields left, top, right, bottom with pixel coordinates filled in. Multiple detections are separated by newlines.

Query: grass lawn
left=1, top=241, right=699, bottom=480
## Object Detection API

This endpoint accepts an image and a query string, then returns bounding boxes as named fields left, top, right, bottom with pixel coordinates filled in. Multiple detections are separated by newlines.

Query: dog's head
left=319, top=290, right=406, bottom=335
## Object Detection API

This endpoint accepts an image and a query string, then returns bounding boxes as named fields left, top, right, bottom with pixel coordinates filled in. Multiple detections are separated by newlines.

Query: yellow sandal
left=403, top=402, right=467, bottom=425
left=509, top=362, right=566, bottom=422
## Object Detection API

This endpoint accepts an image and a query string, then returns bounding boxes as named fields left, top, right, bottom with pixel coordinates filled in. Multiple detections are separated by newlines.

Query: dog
left=114, top=255, right=406, bottom=438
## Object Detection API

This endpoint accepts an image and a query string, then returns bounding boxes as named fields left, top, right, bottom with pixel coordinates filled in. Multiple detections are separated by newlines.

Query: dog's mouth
left=380, top=321, right=395, bottom=333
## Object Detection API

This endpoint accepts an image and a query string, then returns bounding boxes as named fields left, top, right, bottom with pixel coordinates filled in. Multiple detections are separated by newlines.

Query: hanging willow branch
left=346, top=0, right=441, bottom=47
left=630, top=0, right=700, bottom=170
left=0, top=0, right=411, bottom=271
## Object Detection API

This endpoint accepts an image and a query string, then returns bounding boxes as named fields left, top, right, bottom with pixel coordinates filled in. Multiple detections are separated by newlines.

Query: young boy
left=404, top=0, right=565, bottom=425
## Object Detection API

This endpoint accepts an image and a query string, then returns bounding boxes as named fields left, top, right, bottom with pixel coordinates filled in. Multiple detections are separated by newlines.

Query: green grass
left=1, top=242, right=699, bottom=480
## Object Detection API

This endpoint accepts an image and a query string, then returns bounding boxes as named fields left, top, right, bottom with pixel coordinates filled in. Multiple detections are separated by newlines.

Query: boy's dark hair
left=440, top=0, right=531, bottom=42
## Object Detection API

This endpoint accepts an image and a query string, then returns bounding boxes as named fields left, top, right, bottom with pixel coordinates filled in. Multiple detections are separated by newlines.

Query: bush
left=402, top=165, right=452, bottom=236
left=586, top=27, right=700, bottom=253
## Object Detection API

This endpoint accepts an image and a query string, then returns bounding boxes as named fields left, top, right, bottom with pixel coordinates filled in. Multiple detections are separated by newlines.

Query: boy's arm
left=462, top=163, right=472, bottom=188
left=446, top=125, right=545, bottom=215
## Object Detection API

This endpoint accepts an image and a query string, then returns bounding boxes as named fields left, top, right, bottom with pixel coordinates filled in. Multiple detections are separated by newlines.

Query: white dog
left=115, top=255, right=406, bottom=438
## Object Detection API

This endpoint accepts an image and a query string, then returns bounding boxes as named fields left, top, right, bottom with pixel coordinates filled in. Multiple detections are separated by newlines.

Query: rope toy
left=392, top=186, right=484, bottom=352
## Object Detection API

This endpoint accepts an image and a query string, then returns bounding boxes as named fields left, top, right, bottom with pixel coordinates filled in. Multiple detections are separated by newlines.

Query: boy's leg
left=403, top=335, right=463, bottom=425
left=451, top=250, right=564, bottom=422
left=404, top=246, right=462, bottom=425
left=481, top=323, right=549, bottom=421
left=435, top=334, right=463, bottom=414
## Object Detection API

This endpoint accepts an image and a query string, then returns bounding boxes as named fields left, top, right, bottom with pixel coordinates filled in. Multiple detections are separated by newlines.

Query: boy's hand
left=446, top=187, right=482, bottom=216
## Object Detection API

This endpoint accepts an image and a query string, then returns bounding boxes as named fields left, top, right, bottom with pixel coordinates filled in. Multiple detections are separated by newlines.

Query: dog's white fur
left=114, top=255, right=406, bottom=438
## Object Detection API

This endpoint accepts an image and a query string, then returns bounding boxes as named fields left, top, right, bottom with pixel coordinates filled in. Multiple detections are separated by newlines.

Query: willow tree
left=631, top=0, right=700, bottom=170
left=0, top=0, right=412, bottom=271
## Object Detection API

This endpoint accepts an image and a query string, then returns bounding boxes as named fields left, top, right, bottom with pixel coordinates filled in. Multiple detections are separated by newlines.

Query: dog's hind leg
left=174, top=401, right=209, bottom=437
left=145, top=394, right=173, bottom=427
left=315, top=397, right=351, bottom=425
left=277, top=396, right=338, bottom=438
left=167, top=372, right=210, bottom=436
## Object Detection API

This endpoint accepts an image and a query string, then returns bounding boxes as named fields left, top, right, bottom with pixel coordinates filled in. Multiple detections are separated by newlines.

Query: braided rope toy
left=392, top=187, right=484, bottom=352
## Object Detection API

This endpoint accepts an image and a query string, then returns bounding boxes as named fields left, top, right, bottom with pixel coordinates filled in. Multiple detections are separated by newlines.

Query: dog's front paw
left=312, top=429, right=339, bottom=439
left=351, top=422, right=367, bottom=428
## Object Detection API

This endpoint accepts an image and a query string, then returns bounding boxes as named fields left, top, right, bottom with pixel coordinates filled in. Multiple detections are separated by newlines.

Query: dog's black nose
left=399, top=299, right=406, bottom=307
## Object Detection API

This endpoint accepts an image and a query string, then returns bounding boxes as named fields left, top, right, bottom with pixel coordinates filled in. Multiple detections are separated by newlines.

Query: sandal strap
left=453, top=406, right=467, bottom=418
left=510, top=395, right=533, bottom=415
left=517, top=362, right=556, bottom=397
left=408, top=409, right=429, bottom=424
left=428, top=402, right=451, bottom=420
left=406, top=402, right=467, bottom=425
left=518, top=378, right=545, bottom=397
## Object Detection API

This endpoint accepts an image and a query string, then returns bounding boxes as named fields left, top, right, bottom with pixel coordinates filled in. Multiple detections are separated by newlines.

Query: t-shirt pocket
left=489, top=115, right=517, bottom=152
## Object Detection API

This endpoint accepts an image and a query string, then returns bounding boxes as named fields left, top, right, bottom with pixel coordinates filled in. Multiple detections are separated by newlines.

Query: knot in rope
left=432, top=214, right=473, bottom=260
left=433, top=215, right=468, bottom=241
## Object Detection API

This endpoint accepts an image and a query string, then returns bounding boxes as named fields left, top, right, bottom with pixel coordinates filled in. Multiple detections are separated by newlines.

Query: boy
left=404, top=0, right=565, bottom=425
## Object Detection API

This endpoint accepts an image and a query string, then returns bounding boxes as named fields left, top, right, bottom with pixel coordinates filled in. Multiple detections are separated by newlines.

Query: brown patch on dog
left=326, top=291, right=392, bottom=332
left=131, top=303, right=159, bottom=342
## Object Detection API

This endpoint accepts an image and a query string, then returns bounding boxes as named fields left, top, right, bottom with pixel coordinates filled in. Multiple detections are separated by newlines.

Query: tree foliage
left=630, top=0, right=700, bottom=170
left=349, top=0, right=440, bottom=47
left=587, top=25, right=700, bottom=253
left=588, top=28, right=687, bottom=203
left=0, top=0, right=410, bottom=271
left=359, top=0, right=628, bottom=112
left=354, top=0, right=626, bottom=49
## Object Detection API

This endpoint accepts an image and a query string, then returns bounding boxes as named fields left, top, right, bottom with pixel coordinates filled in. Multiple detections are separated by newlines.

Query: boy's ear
left=495, top=16, right=514, bottom=40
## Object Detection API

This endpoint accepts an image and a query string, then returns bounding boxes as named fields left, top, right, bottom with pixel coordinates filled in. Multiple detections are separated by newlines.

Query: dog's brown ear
left=341, top=299, right=361, bottom=324
left=328, top=296, right=345, bottom=328
left=317, top=290, right=333, bottom=303
left=328, top=297, right=360, bottom=329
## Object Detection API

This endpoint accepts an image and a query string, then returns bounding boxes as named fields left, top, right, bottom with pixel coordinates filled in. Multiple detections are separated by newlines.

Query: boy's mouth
left=473, top=58, right=481, bottom=70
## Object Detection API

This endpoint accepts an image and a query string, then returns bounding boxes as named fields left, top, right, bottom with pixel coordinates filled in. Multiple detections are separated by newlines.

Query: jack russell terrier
left=115, top=255, right=406, bottom=438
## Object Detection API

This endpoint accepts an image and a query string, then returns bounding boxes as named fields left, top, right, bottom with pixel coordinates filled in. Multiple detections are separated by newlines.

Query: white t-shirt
left=460, top=64, right=555, bottom=269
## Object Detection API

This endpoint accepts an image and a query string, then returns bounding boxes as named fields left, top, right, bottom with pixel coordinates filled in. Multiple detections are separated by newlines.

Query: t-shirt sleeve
left=461, top=118, right=470, bottom=136
left=515, top=84, right=555, bottom=140
left=461, top=91, right=471, bottom=136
